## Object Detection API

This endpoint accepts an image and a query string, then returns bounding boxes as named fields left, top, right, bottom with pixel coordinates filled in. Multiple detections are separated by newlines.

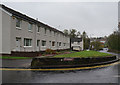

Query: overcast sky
left=3, top=2, right=118, bottom=37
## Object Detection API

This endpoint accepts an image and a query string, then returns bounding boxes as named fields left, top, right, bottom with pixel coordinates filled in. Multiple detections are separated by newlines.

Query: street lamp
left=89, top=34, right=94, bottom=50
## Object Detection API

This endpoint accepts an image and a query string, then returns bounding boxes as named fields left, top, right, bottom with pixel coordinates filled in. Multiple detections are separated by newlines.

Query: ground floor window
left=42, top=40, right=46, bottom=46
left=63, top=43, right=66, bottom=46
left=24, top=38, right=32, bottom=46
left=59, top=42, right=61, bottom=46
left=52, top=41, right=55, bottom=46
left=37, top=40, right=40, bottom=46
left=57, top=42, right=59, bottom=46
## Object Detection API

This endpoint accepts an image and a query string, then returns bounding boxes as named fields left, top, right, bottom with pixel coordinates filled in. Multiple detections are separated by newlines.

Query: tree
left=69, top=29, right=77, bottom=38
left=90, top=41, right=102, bottom=50
left=82, top=31, right=90, bottom=50
left=63, top=29, right=69, bottom=36
left=107, top=31, right=120, bottom=51
left=76, top=31, right=81, bottom=37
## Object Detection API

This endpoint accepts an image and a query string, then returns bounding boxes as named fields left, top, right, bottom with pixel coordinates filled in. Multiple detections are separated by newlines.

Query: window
left=54, top=31, right=55, bottom=36
left=24, top=38, right=32, bottom=46
left=42, top=40, right=46, bottom=46
left=16, top=18, right=21, bottom=28
left=37, top=26, right=40, bottom=32
left=37, top=40, right=40, bottom=46
left=63, top=43, right=66, bottom=46
left=78, top=41, right=80, bottom=44
left=52, top=41, right=55, bottom=46
left=28, top=23, right=32, bottom=31
left=44, top=28, right=47, bottom=34
left=59, top=42, right=61, bottom=46
left=49, top=30, right=51, bottom=35
left=57, top=42, right=59, bottom=46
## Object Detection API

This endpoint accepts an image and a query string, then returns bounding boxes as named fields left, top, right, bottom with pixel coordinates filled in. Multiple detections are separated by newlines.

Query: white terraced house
left=0, top=4, right=70, bottom=54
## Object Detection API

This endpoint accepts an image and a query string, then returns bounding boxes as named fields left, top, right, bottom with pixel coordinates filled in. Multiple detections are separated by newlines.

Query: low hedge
left=31, top=56, right=117, bottom=68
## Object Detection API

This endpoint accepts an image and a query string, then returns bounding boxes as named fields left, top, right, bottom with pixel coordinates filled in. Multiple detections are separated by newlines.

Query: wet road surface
left=2, top=63, right=119, bottom=83
left=2, top=51, right=120, bottom=83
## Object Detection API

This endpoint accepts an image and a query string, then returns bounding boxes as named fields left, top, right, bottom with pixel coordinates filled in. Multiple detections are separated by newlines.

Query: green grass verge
left=0, top=56, right=32, bottom=59
left=54, top=51, right=113, bottom=58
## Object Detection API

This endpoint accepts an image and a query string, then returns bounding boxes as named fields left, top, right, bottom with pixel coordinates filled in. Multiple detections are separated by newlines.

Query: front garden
left=0, top=56, right=32, bottom=59
left=54, top=50, right=113, bottom=58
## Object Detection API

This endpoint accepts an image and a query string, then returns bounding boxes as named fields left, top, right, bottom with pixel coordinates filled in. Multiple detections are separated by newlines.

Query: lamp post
left=89, top=34, right=94, bottom=50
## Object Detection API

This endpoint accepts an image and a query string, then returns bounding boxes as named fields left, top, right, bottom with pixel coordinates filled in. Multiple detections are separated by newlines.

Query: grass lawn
left=54, top=51, right=113, bottom=58
left=0, top=56, right=32, bottom=59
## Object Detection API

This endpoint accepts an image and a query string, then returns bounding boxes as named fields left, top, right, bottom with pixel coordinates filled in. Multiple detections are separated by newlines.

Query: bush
left=107, top=31, right=120, bottom=51
left=45, top=49, right=55, bottom=54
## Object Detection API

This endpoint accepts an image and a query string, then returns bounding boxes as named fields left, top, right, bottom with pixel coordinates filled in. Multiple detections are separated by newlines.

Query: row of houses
left=0, top=4, right=83, bottom=55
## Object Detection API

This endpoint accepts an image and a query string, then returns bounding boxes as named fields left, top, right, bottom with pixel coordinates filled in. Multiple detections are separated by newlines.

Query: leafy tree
left=76, top=31, right=81, bottom=37
left=82, top=31, right=90, bottom=50
left=107, top=31, right=120, bottom=51
left=90, top=41, right=102, bottom=50
left=69, top=29, right=77, bottom=38
left=63, top=29, right=69, bottom=36
left=63, top=29, right=90, bottom=50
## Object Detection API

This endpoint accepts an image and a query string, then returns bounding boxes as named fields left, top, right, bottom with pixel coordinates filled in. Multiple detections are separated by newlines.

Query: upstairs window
left=44, top=28, right=47, bottom=34
left=54, top=31, right=55, bottom=36
left=28, top=23, right=32, bottom=31
left=50, top=30, right=51, bottom=35
left=16, top=18, right=21, bottom=28
left=37, top=26, right=40, bottom=33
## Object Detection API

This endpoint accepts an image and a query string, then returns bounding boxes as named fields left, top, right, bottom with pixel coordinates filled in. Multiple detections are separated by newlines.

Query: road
left=1, top=50, right=120, bottom=84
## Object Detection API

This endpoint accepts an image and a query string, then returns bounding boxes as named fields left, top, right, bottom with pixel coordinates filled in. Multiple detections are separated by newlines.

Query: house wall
left=1, top=9, right=11, bottom=54
left=10, top=17, right=70, bottom=52
left=1, top=6, right=70, bottom=54
left=10, top=18, right=70, bottom=52
left=71, top=40, right=83, bottom=50
left=0, top=7, right=2, bottom=54
left=10, top=18, right=36, bottom=52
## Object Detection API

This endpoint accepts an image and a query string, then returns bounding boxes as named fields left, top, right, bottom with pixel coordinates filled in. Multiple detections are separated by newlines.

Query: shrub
left=45, top=49, right=55, bottom=54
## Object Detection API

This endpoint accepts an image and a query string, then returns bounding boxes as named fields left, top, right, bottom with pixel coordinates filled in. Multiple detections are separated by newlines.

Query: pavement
left=2, top=59, right=32, bottom=68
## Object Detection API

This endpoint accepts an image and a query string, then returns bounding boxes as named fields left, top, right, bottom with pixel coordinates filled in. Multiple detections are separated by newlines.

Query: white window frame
left=37, top=40, right=40, bottom=46
left=24, top=38, right=32, bottom=47
left=52, top=41, right=55, bottom=47
left=44, top=28, right=47, bottom=34
left=37, top=26, right=40, bottom=33
left=28, top=23, right=33, bottom=31
left=59, top=42, right=61, bottom=47
left=16, top=18, right=22, bottom=29
left=41, top=40, right=46, bottom=47
left=49, top=30, right=51, bottom=35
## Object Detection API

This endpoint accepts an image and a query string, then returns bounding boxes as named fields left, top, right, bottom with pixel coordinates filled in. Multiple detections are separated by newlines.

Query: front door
left=37, top=40, right=40, bottom=51
left=16, top=38, right=21, bottom=51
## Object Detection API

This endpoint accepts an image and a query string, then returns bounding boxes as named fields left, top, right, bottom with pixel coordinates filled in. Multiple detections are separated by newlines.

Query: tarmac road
left=1, top=50, right=120, bottom=84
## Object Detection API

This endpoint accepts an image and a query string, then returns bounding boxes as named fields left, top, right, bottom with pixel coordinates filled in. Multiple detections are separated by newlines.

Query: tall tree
left=107, top=31, right=120, bottom=51
left=82, top=31, right=90, bottom=50
left=69, top=29, right=77, bottom=38
left=90, top=41, right=102, bottom=50
left=63, top=29, right=69, bottom=36
left=76, top=31, right=81, bottom=37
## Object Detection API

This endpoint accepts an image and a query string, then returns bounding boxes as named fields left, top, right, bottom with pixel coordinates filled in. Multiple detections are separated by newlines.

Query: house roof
left=71, top=38, right=82, bottom=42
left=1, top=4, right=67, bottom=36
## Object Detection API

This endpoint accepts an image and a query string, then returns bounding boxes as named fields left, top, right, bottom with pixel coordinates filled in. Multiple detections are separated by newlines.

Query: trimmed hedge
left=31, top=56, right=117, bottom=68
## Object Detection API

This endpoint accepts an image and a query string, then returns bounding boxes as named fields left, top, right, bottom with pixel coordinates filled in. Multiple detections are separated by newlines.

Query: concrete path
left=2, top=59, right=32, bottom=68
